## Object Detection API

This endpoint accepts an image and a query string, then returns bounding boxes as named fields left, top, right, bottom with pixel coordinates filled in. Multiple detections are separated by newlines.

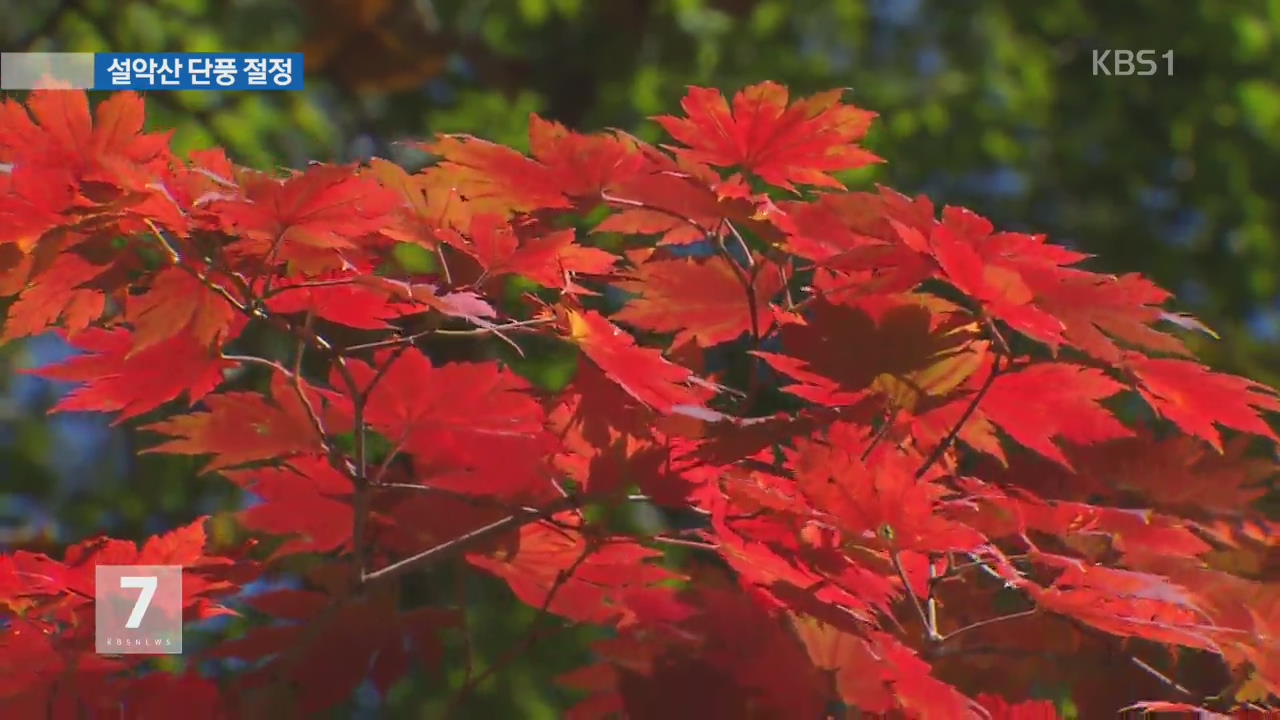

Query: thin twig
left=652, top=535, right=719, bottom=551
left=1130, top=656, right=1196, bottom=699
left=341, top=318, right=550, bottom=354
left=444, top=542, right=594, bottom=717
left=926, top=561, right=939, bottom=639
left=780, top=262, right=797, bottom=309
left=724, top=219, right=755, bottom=269
left=361, top=497, right=579, bottom=585
left=437, top=246, right=454, bottom=285
left=145, top=219, right=248, bottom=314
left=373, top=481, right=546, bottom=514
left=349, top=385, right=369, bottom=587
left=221, top=354, right=290, bottom=376
left=344, top=328, right=439, bottom=354
left=913, top=354, right=1004, bottom=479
left=938, top=608, right=1037, bottom=643
left=262, top=277, right=358, bottom=297
left=550, top=477, right=585, bottom=523
left=291, top=312, right=332, bottom=453
left=259, top=230, right=288, bottom=299
left=892, top=551, right=940, bottom=642
left=600, top=190, right=712, bottom=236
left=942, top=553, right=1030, bottom=577
left=708, top=221, right=764, bottom=411
left=369, top=438, right=406, bottom=486
left=860, top=409, right=899, bottom=461
left=984, top=315, right=1014, bottom=358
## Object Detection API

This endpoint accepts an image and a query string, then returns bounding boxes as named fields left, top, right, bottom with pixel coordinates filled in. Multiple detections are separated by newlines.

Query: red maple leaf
left=612, top=254, right=782, bottom=348
left=1, top=253, right=107, bottom=341
left=468, top=519, right=678, bottom=626
left=0, top=91, right=172, bottom=251
left=343, top=348, right=557, bottom=500
left=421, top=134, right=569, bottom=215
left=222, top=455, right=353, bottom=557
left=36, top=326, right=238, bottom=422
left=142, top=371, right=338, bottom=471
left=654, top=81, right=882, bottom=191
left=124, top=265, right=238, bottom=351
left=438, top=213, right=617, bottom=289
left=528, top=114, right=650, bottom=198
left=788, top=434, right=986, bottom=553
left=978, top=362, right=1134, bottom=469
left=1128, top=353, right=1280, bottom=450
left=211, top=164, right=401, bottom=271
left=564, top=309, right=710, bottom=414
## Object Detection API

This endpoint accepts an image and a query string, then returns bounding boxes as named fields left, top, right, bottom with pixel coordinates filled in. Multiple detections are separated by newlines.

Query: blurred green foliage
left=3, top=0, right=1279, bottom=716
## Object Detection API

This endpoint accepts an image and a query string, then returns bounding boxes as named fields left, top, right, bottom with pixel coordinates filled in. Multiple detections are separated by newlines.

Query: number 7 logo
left=119, top=575, right=157, bottom=629
left=95, top=565, right=183, bottom=655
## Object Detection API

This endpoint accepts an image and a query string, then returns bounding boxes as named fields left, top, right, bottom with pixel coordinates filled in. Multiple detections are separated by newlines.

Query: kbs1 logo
left=1092, top=49, right=1174, bottom=76
left=95, top=565, right=183, bottom=655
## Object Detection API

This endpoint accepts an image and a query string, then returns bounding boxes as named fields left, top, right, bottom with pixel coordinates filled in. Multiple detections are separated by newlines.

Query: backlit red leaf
left=654, top=82, right=882, bottom=191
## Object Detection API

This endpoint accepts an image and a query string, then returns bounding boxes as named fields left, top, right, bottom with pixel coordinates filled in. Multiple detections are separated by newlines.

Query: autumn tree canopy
left=1, top=84, right=1278, bottom=718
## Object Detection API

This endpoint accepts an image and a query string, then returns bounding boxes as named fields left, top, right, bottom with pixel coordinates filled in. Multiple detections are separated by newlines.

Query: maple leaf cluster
left=0, top=83, right=1278, bottom=718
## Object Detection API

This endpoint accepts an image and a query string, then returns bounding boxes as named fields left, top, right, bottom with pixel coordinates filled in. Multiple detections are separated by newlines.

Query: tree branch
left=938, top=608, right=1037, bottom=644
left=723, top=219, right=755, bottom=269
left=1130, top=655, right=1196, bottom=699
left=892, top=551, right=940, bottom=642
left=652, top=535, right=719, bottom=551
left=709, top=221, right=764, bottom=411
left=291, top=313, right=333, bottom=455
left=361, top=497, right=579, bottom=585
left=262, top=278, right=358, bottom=298
left=860, top=409, right=900, bottom=461
left=341, top=318, right=550, bottom=354
left=444, top=541, right=594, bottom=717
left=913, top=354, right=1004, bottom=479
left=600, top=190, right=712, bottom=236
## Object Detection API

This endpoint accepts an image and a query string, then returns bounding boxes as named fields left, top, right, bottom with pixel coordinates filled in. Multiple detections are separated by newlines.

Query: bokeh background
left=2, top=0, right=1279, bottom=716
